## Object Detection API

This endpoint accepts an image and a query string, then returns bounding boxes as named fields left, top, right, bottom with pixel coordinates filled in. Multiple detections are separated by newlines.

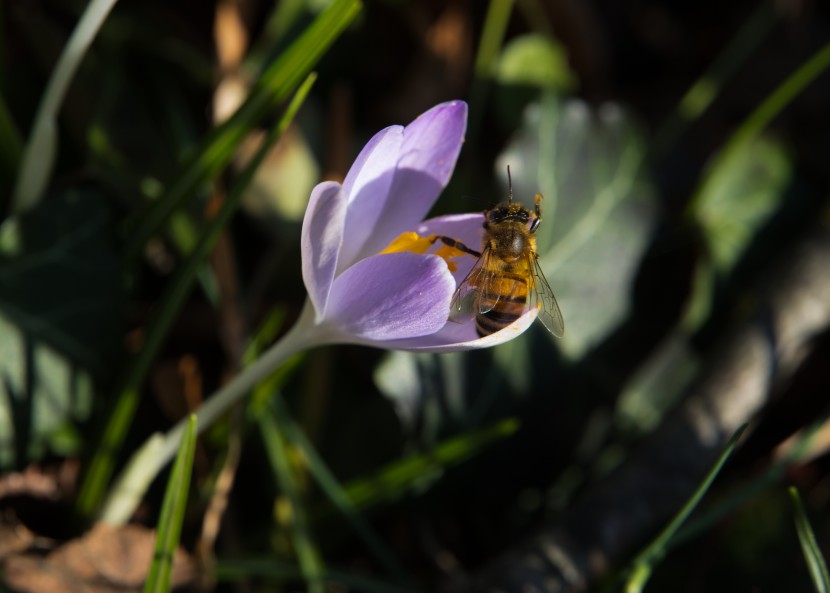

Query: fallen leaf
left=2, top=523, right=194, bottom=593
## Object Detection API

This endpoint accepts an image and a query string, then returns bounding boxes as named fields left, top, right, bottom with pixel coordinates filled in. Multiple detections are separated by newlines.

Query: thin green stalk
left=790, top=487, right=830, bottom=593
left=259, top=406, right=325, bottom=593
left=269, top=395, right=415, bottom=587
left=624, top=424, right=746, bottom=593
left=124, top=0, right=361, bottom=261
left=474, top=0, right=515, bottom=78
left=143, top=415, right=197, bottom=593
left=467, top=0, right=515, bottom=162
left=77, top=73, right=318, bottom=519
left=11, top=0, right=120, bottom=214
left=653, top=1, right=776, bottom=155
left=727, top=40, right=830, bottom=151
left=672, top=410, right=830, bottom=547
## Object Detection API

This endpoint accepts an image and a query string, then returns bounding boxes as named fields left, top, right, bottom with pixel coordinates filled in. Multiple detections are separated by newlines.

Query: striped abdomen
left=474, top=270, right=529, bottom=337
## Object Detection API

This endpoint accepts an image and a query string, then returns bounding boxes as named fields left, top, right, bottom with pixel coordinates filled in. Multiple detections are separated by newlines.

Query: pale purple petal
left=301, top=181, right=346, bottom=319
left=338, top=126, right=404, bottom=271
left=354, top=101, right=468, bottom=260
left=414, top=212, right=485, bottom=284
left=373, top=309, right=540, bottom=352
left=325, top=252, right=455, bottom=341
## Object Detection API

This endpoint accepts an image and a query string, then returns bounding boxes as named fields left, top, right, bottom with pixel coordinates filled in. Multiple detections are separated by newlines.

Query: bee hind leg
left=431, top=235, right=481, bottom=258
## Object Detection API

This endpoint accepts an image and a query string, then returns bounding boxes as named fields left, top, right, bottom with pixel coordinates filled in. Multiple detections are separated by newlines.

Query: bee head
left=486, top=203, right=530, bottom=226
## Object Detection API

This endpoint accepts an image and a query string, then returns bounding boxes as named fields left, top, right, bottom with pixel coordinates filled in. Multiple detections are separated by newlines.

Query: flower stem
left=100, top=303, right=325, bottom=524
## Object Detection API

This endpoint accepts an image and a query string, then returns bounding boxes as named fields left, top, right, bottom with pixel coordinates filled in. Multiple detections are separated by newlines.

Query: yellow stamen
left=380, top=232, right=468, bottom=272
left=379, top=232, right=434, bottom=255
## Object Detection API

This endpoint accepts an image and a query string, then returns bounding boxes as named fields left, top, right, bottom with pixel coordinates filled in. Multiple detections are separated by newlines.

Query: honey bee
left=434, top=168, right=564, bottom=338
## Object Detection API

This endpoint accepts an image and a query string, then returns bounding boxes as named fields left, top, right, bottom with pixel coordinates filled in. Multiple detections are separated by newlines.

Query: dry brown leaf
left=2, top=523, right=194, bottom=593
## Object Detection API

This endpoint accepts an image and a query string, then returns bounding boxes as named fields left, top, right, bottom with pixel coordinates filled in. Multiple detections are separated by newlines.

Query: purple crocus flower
left=104, top=102, right=544, bottom=516
left=293, top=100, right=539, bottom=352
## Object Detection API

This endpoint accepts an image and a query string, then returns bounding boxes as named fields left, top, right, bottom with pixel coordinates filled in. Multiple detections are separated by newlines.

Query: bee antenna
left=507, top=165, right=513, bottom=203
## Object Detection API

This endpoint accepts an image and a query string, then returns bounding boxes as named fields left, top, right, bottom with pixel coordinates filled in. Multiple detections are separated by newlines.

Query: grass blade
left=624, top=423, right=747, bottom=593
left=653, top=1, right=776, bottom=154
left=11, top=0, right=120, bottom=214
left=143, top=414, right=197, bottom=593
left=790, top=487, right=830, bottom=593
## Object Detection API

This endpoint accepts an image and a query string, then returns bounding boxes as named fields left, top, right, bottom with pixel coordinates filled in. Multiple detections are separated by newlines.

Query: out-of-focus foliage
left=495, top=34, right=576, bottom=91
left=0, top=191, right=119, bottom=468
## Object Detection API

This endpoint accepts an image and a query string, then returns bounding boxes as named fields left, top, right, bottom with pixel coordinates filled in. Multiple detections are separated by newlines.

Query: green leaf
left=498, top=92, right=654, bottom=359
left=495, top=33, right=576, bottom=90
left=790, top=487, right=830, bottom=593
left=143, top=415, right=197, bottom=593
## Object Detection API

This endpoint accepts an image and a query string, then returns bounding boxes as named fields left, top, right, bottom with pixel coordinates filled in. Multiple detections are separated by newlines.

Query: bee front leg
left=431, top=235, right=482, bottom=258
left=531, top=193, right=544, bottom=233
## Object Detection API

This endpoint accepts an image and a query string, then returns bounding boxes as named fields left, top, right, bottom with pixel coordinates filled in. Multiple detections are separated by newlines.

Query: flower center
left=379, top=232, right=467, bottom=272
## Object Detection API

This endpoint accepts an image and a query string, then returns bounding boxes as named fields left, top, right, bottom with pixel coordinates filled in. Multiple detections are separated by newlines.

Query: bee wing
left=450, top=247, right=494, bottom=317
left=528, top=253, right=565, bottom=337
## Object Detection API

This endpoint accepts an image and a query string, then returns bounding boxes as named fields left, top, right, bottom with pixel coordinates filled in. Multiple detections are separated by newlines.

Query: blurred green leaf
left=498, top=93, right=654, bottom=359
left=0, top=311, right=94, bottom=468
left=143, top=415, right=197, bottom=593
left=0, top=191, right=119, bottom=468
left=0, top=191, right=121, bottom=370
left=374, top=351, right=466, bottom=438
left=239, top=126, right=320, bottom=224
left=790, top=487, right=830, bottom=593
left=616, top=333, right=700, bottom=435
left=496, top=33, right=576, bottom=90
left=691, top=136, right=790, bottom=273
left=683, top=135, right=790, bottom=331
